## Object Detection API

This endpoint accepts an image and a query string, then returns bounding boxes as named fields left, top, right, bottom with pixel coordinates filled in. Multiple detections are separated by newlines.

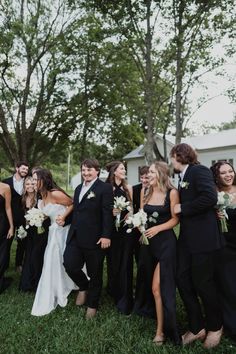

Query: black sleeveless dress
left=218, top=207, right=236, bottom=341
left=19, top=207, right=49, bottom=292
left=134, top=190, right=181, bottom=344
left=106, top=183, right=135, bottom=315
left=0, top=194, right=11, bottom=291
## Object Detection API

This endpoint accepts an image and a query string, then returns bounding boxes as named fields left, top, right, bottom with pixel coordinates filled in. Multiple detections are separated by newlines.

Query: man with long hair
left=170, top=143, right=224, bottom=349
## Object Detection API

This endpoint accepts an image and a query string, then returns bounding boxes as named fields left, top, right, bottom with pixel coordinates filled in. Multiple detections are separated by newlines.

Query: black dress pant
left=177, top=244, right=223, bottom=333
left=64, top=235, right=105, bottom=309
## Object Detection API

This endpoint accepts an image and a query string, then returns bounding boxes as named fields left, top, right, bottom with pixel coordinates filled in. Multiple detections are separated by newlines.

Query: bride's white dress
left=31, top=202, right=78, bottom=316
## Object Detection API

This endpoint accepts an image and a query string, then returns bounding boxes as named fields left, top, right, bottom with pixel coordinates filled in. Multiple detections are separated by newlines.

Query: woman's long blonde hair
left=22, top=176, right=37, bottom=210
left=144, top=161, right=174, bottom=204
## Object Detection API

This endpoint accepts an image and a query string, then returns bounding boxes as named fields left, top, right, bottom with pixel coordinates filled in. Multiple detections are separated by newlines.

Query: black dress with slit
left=134, top=190, right=181, bottom=344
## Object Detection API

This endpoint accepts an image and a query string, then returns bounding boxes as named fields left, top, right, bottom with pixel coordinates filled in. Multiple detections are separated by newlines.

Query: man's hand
left=97, top=237, right=111, bottom=249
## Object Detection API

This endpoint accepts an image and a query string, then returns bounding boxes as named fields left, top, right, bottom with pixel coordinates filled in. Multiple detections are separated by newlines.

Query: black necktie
left=178, top=174, right=181, bottom=190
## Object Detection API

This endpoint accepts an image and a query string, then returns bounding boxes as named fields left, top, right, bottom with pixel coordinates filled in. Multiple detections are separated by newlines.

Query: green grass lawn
left=0, top=242, right=235, bottom=354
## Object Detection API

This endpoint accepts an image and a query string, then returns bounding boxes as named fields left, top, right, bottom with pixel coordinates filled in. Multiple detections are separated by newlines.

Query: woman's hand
left=144, top=226, right=159, bottom=239
left=7, top=226, right=14, bottom=239
left=113, top=208, right=120, bottom=216
left=216, top=210, right=225, bottom=219
left=56, top=215, right=65, bottom=226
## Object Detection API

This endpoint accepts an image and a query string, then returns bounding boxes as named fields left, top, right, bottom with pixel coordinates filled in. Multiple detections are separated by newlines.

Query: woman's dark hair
left=210, top=161, right=236, bottom=188
left=170, top=143, right=199, bottom=165
left=33, top=168, right=70, bottom=199
left=106, top=160, right=131, bottom=202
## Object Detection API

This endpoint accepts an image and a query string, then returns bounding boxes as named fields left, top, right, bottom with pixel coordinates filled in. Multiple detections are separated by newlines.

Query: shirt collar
left=82, top=177, right=98, bottom=188
left=180, top=165, right=189, bottom=180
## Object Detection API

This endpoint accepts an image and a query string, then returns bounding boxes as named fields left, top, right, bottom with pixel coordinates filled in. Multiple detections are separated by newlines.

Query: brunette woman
left=106, top=161, right=134, bottom=315
left=211, top=161, right=236, bottom=342
left=31, top=168, right=77, bottom=316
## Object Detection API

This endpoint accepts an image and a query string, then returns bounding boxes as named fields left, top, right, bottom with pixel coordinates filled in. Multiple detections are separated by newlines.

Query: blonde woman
left=0, top=181, right=14, bottom=293
left=141, top=161, right=181, bottom=345
left=19, top=176, right=49, bottom=292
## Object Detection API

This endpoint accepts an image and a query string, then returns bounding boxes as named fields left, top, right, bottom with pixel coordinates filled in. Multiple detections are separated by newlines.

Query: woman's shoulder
left=0, top=182, right=10, bottom=194
left=50, top=190, right=72, bottom=204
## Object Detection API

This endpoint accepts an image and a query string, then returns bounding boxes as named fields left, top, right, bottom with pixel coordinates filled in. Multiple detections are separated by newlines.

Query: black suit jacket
left=3, top=176, right=25, bottom=227
left=132, top=183, right=142, bottom=214
left=179, top=164, right=224, bottom=253
left=67, top=178, right=113, bottom=249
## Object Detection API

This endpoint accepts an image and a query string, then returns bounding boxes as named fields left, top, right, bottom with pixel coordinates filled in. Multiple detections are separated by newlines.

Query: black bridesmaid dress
left=218, top=207, right=236, bottom=342
left=134, top=190, right=181, bottom=344
left=106, top=183, right=135, bottom=315
left=19, top=213, right=49, bottom=292
left=0, top=194, right=12, bottom=293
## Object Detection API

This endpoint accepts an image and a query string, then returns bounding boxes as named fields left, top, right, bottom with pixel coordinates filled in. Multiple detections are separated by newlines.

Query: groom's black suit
left=3, top=176, right=26, bottom=268
left=64, top=178, right=113, bottom=309
left=177, top=164, right=224, bottom=333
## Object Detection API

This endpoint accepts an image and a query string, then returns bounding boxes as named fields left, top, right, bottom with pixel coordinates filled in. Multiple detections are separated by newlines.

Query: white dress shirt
left=13, top=175, right=24, bottom=195
left=79, top=178, right=98, bottom=203
left=179, top=165, right=189, bottom=181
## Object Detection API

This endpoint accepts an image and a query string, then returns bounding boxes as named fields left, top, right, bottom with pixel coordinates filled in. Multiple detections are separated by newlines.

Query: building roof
left=123, top=145, right=144, bottom=159
left=183, top=129, right=236, bottom=150
left=124, top=129, right=236, bottom=160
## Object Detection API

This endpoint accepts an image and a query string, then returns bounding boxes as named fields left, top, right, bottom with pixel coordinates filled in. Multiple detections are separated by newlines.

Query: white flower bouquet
left=216, top=191, right=234, bottom=233
left=113, top=195, right=131, bottom=231
left=125, top=209, right=149, bottom=245
left=24, top=207, right=45, bottom=234
left=16, top=225, right=28, bottom=240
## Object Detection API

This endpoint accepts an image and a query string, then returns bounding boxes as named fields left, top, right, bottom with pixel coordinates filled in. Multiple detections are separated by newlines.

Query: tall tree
left=0, top=0, right=82, bottom=165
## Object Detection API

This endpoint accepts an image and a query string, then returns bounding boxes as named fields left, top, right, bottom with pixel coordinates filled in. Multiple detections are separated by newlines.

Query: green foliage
left=0, top=243, right=235, bottom=354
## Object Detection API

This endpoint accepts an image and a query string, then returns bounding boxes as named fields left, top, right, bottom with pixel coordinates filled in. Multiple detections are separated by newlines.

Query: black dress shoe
left=0, top=277, right=13, bottom=294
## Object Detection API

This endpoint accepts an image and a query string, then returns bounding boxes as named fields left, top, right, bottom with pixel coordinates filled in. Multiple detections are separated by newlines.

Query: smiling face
left=218, top=163, right=235, bottom=187
left=114, top=163, right=126, bottom=181
left=24, top=178, right=35, bottom=193
left=16, top=164, right=29, bottom=179
left=32, top=172, right=41, bottom=192
left=148, top=164, right=158, bottom=187
left=81, top=165, right=99, bottom=184
left=140, top=173, right=149, bottom=188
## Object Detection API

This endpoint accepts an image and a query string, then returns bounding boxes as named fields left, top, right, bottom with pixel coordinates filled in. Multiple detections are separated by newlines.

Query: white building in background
left=71, top=169, right=109, bottom=190
left=124, top=129, right=236, bottom=185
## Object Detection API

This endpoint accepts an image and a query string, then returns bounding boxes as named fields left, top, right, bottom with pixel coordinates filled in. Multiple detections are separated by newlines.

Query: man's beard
left=19, top=171, right=28, bottom=178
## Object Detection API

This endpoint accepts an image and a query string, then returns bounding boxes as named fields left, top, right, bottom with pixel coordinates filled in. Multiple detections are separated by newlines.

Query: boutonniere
left=87, top=191, right=96, bottom=199
left=180, top=181, right=190, bottom=189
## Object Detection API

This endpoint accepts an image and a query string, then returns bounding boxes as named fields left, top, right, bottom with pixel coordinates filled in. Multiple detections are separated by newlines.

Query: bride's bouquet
left=216, top=191, right=234, bottom=233
left=24, top=207, right=45, bottom=234
left=125, top=209, right=149, bottom=245
left=113, top=195, right=131, bottom=231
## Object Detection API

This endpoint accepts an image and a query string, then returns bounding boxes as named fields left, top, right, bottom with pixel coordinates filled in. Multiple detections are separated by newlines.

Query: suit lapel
left=78, top=178, right=100, bottom=204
